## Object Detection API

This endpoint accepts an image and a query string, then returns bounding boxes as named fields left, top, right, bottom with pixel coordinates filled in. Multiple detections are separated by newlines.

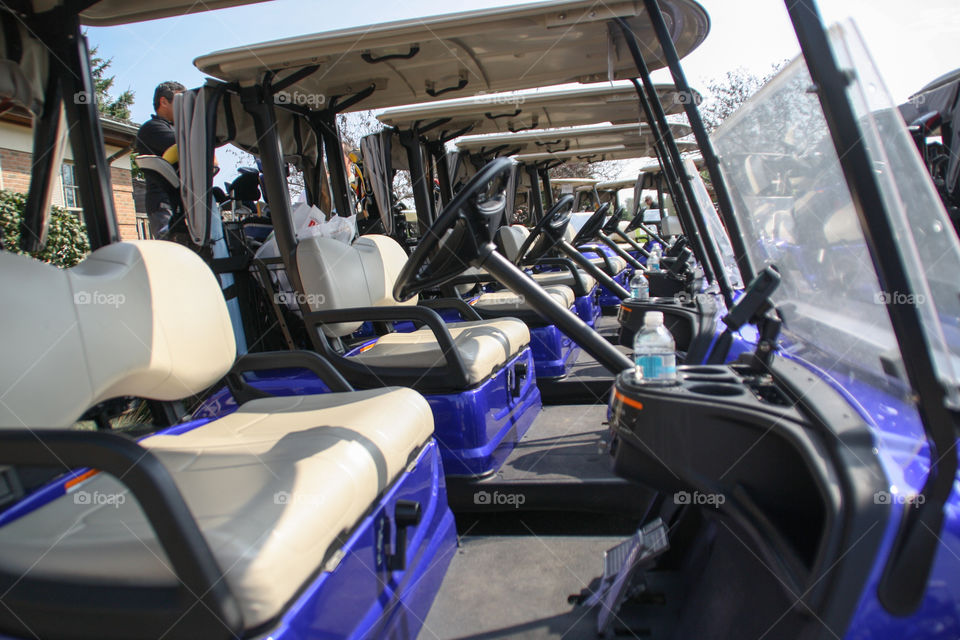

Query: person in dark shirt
left=136, top=81, right=185, bottom=239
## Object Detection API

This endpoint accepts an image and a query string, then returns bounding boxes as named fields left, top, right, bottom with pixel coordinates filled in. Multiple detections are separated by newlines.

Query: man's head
left=644, top=195, right=655, bottom=208
left=153, top=81, right=186, bottom=122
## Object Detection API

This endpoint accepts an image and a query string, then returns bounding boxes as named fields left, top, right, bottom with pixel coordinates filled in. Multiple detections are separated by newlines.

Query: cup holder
left=687, top=383, right=746, bottom=397
left=684, top=375, right=740, bottom=384
left=679, top=365, right=731, bottom=376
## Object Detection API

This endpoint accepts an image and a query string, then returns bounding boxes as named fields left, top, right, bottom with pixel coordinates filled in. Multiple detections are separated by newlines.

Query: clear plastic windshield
left=713, top=23, right=960, bottom=406
left=685, top=158, right=743, bottom=289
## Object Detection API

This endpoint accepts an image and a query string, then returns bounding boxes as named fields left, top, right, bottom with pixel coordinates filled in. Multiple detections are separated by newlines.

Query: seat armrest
left=575, top=244, right=616, bottom=274
left=524, top=257, right=590, bottom=296
left=418, top=297, right=482, bottom=321
left=136, top=155, right=180, bottom=190
left=304, top=306, right=470, bottom=388
left=0, top=429, right=243, bottom=636
left=226, top=351, right=353, bottom=404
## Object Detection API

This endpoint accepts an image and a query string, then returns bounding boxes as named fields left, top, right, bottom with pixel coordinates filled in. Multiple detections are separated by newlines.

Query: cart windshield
left=713, top=22, right=960, bottom=406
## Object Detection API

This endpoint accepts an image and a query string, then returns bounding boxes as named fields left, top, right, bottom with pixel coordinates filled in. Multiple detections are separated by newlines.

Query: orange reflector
left=64, top=469, right=99, bottom=489
left=357, top=341, right=377, bottom=353
left=613, top=389, right=643, bottom=410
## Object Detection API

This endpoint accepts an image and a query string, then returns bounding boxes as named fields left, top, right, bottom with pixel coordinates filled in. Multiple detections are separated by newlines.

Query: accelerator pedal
left=584, top=517, right=669, bottom=636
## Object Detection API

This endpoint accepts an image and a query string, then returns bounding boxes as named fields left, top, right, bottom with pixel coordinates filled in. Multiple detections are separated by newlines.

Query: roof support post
left=398, top=127, right=434, bottom=238
left=616, top=19, right=732, bottom=306
left=241, top=87, right=303, bottom=296
left=311, top=109, right=352, bottom=219
left=539, top=168, right=554, bottom=208
left=28, top=13, right=120, bottom=251
left=644, top=0, right=754, bottom=284
left=525, top=164, right=545, bottom=224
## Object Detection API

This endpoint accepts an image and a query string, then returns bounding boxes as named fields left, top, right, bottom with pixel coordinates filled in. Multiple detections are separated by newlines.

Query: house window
left=61, top=163, right=80, bottom=210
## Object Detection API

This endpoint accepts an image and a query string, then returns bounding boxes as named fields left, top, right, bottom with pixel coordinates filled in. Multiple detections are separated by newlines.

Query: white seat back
left=136, top=154, right=180, bottom=189
left=0, top=241, right=236, bottom=428
left=496, top=225, right=530, bottom=262
left=296, top=234, right=415, bottom=337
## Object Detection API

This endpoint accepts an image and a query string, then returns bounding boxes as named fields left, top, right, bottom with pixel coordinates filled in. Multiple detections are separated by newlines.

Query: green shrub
left=0, top=189, right=89, bottom=267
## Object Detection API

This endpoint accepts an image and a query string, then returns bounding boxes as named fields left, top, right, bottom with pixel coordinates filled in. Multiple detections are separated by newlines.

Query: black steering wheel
left=571, top=202, right=611, bottom=247
left=602, top=206, right=626, bottom=235
left=624, top=207, right=647, bottom=233
left=513, top=194, right=575, bottom=265
left=394, top=157, right=513, bottom=302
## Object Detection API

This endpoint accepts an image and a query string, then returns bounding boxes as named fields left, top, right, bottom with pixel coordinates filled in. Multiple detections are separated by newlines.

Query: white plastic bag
left=253, top=202, right=356, bottom=312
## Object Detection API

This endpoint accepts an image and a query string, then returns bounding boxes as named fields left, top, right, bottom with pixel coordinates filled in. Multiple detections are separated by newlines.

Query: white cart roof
left=195, top=0, right=709, bottom=112
left=455, top=122, right=692, bottom=156
left=550, top=178, right=600, bottom=187
left=515, top=140, right=697, bottom=164
left=378, top=83, right=698, bottom=139
left=76, top=0, right=268, bottom=25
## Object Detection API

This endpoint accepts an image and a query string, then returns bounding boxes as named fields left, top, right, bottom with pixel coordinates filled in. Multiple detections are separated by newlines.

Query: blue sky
left=87, top=0, right=960, bottom=183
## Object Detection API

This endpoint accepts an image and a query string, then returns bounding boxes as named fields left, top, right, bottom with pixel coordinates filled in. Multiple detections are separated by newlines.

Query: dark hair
left=153, top=81, right=186, bottom=111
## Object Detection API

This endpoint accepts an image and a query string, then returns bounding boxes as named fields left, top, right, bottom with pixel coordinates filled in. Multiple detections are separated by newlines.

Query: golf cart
left=0, top=4, right=458, bottom=640
left=181, top=0, right=716, bottom=486
left=3, top=0, right=953, bottom=638
left=898, top=67, right=960, bottom=234
left=424, top=8, right=960, bottom=639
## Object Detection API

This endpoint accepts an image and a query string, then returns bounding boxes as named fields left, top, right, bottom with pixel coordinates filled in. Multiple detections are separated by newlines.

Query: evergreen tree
left=88, top=43, right=134, bottom=121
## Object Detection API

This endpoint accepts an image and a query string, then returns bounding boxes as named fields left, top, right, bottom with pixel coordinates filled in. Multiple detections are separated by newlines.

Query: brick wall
left=0, top=147, right=140, bottom=241
left=0, top=148, right=33, bottom=194
left=111, top=166, right=138, bottom=240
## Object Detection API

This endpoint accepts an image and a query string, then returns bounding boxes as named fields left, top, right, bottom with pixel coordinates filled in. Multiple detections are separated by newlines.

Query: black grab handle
left=362, top=45, right=420, bottom=64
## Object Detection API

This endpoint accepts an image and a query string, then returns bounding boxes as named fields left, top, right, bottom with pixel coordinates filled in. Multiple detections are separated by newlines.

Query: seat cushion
left=350, top=319, right=529, bottom=385
left=588, top=255, right=627, bottom=273
left=530, top=270, right=597, bottom=292
left=0, top=388, right=433, bottom=629
left=472, top=286, right=575, bottom=314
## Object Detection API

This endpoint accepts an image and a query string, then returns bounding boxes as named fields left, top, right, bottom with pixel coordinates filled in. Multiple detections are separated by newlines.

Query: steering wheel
left=624, top=208, right=647, bottom=233
left=513, top=194, right=575, bottom=265
left=394, top=157, right=513, bottom=302
left=602, top=206, right=626, bottom=235
left=571, top=202, right=611, bottom=247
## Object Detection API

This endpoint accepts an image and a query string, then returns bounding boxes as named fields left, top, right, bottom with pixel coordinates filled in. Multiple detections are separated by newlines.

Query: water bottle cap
left=644, top=311, right=664, bottom=328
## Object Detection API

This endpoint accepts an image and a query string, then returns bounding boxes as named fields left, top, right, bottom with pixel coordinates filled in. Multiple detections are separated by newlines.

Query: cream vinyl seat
left=297, top=234, right=530, bottom=386
left=0, top=241, right=435, bottom=630
left=530, top=269, right=597, bottom=291
left=588, top=254, right=628, bottom=273
left=471, top=285, right=576, bottom=317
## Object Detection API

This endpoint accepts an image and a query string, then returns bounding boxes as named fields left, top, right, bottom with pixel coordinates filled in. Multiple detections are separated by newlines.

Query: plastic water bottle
left=629, top=271, right=649, bottom=300
left=633, top=311, right=677, bottom=385
left=647, top=245, right=661, bottom=272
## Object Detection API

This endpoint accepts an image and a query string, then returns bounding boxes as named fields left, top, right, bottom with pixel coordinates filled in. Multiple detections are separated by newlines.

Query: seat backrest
left=0, top=241, right=236, bottom=428
left=297, top=234, right=415, bottom=337
left=495, top=225, right=530, bottom=262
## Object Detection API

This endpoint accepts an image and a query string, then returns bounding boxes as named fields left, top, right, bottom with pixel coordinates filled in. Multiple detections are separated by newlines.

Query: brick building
left=0, top=109, right=142, bottom=240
